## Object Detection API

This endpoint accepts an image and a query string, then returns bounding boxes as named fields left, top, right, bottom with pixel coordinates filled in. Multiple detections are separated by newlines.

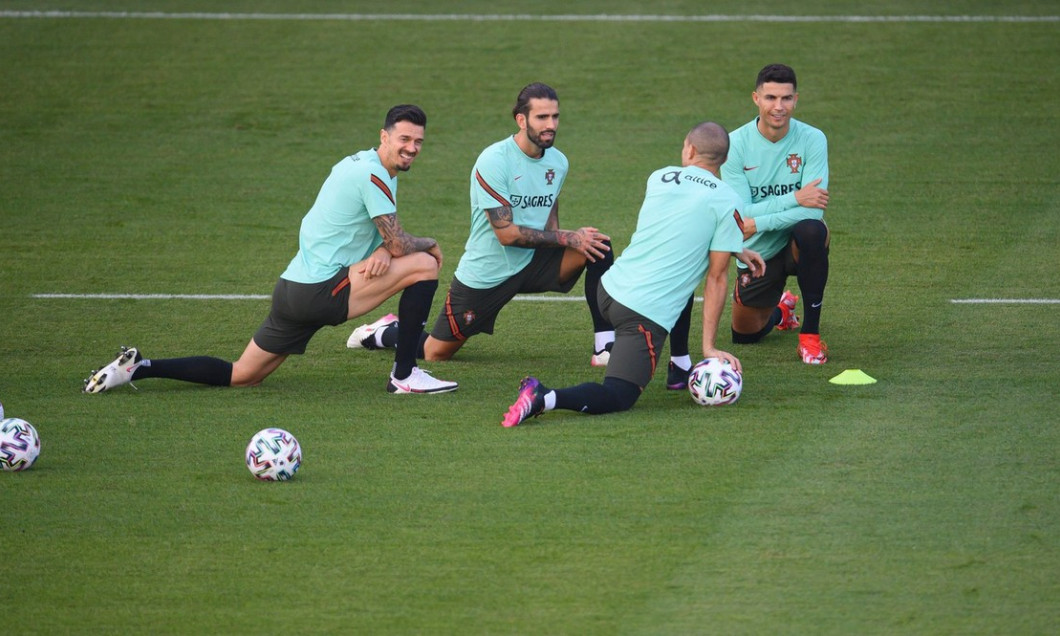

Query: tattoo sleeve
left=486, top=205, right=578, bottom=249
left=373, top=213, right=437, bottom=256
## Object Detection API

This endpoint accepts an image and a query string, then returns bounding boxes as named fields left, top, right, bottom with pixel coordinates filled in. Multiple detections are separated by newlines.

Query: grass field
left=2, top=2, right=1058, bottom=633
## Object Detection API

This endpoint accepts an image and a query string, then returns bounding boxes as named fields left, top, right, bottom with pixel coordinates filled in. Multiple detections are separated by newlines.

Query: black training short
left=430, top=247, right=578, bottom=342
left=733, top=246, right=796, bottom=309
left=598, top=283, right=668, bottom=389
left=253, top=267, right=351, bottom=355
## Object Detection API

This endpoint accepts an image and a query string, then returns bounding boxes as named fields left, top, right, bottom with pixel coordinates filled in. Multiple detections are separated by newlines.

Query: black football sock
left=792, top=219, right=830, bottom=335
left=584, top=240, right=615, bottom=332
left=133, top=357, right=233, bottom=386
left=669, top=295, right=694, bottom=358
left=378, top=323, right=399, bottom=349
left=393, top=280, right=438, bottom=379
left=732, top=320, right=776, bottom=344
left=416, top=331, right=428, bottom=359
left=553, top=377, right=640, bottom=414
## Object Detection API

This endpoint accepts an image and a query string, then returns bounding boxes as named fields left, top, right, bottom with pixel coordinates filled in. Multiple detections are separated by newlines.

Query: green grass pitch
left=1, top=1, right=1058, bottom=633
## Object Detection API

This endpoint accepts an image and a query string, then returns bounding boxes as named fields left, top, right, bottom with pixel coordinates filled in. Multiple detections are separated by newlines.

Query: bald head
left=685, top=121, right=729, bottom=166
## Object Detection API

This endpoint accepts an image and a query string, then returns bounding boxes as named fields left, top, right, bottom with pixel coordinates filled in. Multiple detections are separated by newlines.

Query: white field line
left=33, top=294, right=1060, bottom=304
left=1, top=11, right=1056, bottom=22
left=31, top=292, right=588, bottom=302
left=950, top=298, right=1060, bottom=304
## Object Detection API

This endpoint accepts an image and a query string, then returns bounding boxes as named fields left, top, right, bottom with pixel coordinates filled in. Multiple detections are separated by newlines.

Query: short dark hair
left=512, top=83, right=559, bottom=120
left=756, top=64, right=797, bottom=90
left=384, top=104, right=427, bottom=130
left=687, top=121, right=729, bottom=164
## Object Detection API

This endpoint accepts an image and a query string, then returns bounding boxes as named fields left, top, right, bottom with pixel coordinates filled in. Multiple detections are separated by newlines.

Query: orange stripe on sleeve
left=475, top=170, right=511, bottom=208
left=370, top=174, right=396, bottom=206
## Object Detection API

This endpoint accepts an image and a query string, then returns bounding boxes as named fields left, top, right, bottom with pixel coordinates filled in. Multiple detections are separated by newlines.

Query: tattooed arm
left=485, top=202, right=609, bottom=262
left=372, top=213, right=443, bottom=267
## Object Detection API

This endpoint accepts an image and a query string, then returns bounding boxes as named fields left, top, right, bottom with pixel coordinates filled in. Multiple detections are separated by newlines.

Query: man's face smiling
left=753, top=81, right=797, bottom=141
left=379, top=120, right=424, bottom=176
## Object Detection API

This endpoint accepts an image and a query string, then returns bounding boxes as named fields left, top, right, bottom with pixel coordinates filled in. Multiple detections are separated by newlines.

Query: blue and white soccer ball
left=688, top=357, right=743, bottom=406
left=1, top=417, right=41, bottom=472
left=245, top=428, right=302, bottom=481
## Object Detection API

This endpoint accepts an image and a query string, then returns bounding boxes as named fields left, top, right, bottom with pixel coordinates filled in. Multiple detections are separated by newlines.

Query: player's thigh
left=733, top=251, right=791, bottom=307
left=346, top=252, right=439, bottom=319
left=731, top=253, right=789, bottom=333
left=520, top=247, right=579, bottom=292
left=599, top=289, right=666, bottom=389
left=558, top=247, right=589, bottom=283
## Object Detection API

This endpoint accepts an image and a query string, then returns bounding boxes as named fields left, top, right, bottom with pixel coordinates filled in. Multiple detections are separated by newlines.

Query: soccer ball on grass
left=1, top=417, right=41, bottom=472
left=688, top=357, right=743, bottom=406
left=245, top=428, right=302, bottom=481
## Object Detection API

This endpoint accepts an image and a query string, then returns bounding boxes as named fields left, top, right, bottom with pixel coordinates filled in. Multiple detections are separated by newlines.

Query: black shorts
left=733, top=246, right=796, bottom=309
left=253, top=267, right=351, bottom=355
left=598, top=284, right=668, bottom=389
left=430, top=247, right=579, bottom=341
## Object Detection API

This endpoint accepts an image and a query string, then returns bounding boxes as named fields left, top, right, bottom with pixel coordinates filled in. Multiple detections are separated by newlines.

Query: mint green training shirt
left=720, top=117, right=828, bottom=263
left=601, top=165, right=744, bottom=331
left=281, top=149, right=395, bottom=284
left=453, top=136, right=568, bottom=289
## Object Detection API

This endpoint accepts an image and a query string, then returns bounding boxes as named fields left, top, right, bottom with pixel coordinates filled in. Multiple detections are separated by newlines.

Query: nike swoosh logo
left=811, top=302, right=822, bottom=308
left=513, top=175, right=523, bottom=181
left=743, top=166, right=758, bottom=171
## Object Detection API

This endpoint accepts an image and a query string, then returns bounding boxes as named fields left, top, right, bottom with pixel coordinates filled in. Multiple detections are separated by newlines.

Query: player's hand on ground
left=357, top=248, right=392, bottom=279
left=704, top=348, right=742, bottom=374
left=569, top=226, right=611, bottom=262
left=737, top=248, right=766, bottom=277
left=795, top=178, right=829, bottom=209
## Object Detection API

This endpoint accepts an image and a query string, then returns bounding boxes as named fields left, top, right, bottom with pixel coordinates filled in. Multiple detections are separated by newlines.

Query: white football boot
left=386, top=367, right=458, bottom=394
left=83, top=346, right=142, bottom=393
left=346, top=313, right=398, bottom=349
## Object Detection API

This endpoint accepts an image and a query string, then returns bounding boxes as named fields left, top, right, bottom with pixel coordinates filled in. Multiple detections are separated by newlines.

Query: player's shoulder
left=716, top=178, right=743, bottom=206
left=730, top=118, right=760, bottom=139
left=342, top=148, right=389, bottom=178
left=791, top=118, right=827, bottom=142
left=726, top=119, right=759, bottom=152
left=473, top=136, right=515, bottom=170
left=481, top=136, right=516, bottom=158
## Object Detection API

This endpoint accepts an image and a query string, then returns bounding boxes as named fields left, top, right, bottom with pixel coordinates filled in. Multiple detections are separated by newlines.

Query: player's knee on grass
left=732, top=323, right=773, bottom=344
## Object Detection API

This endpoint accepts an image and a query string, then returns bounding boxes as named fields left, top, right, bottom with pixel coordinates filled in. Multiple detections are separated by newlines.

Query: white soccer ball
left=246, top=428, right=302, bottom=481
left=1, top=417, right=41, bottom=472
left=688, top=357, right=743, bottom=406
